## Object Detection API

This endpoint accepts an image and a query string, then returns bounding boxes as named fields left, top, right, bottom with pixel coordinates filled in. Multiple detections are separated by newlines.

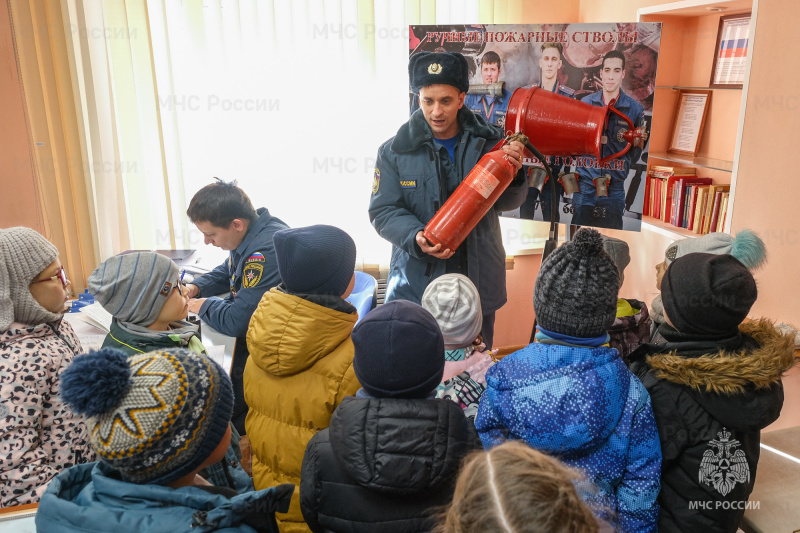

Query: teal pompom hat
left=61, top=347, right=233, bottom=485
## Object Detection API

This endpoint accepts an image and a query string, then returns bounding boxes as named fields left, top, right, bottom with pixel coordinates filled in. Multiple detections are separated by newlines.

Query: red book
left=663, top=175, right=683, bottom=223
left=643, top=172, right=652, bottom=217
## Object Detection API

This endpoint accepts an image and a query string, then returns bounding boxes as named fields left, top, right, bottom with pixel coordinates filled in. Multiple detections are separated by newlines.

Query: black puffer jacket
left=300, top=396, right=481, bottom=533
left=627, top=319, right=796, bottom=533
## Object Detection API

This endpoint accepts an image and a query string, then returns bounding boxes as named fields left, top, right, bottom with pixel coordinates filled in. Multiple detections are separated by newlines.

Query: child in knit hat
left=88, top=251, right=252, bottom=493
left=300, top=300, right=482, bottom=533
left=422, top=273, right=497, bottom=422
left=88, top=251, right=205, bottom=355
left=651, top=229, right=767, bottom=342
left=0, top=227, right=96, bottom=507
left=601, top=235, right=652, bottom=360
left=243, top=224, right=362, bottom=533
left=628, top=253, right=796, bottom=533
left=476, top=228, right=661, bottom=533
left=36, top=347, right=293, bottom=532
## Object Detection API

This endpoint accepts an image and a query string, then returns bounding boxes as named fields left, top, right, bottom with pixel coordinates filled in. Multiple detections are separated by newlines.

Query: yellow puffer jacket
left=244, top=287, right=360, bottom=533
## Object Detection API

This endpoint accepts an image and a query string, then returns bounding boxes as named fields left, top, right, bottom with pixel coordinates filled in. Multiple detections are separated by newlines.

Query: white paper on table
left=75, top=302, right=113, bottom=332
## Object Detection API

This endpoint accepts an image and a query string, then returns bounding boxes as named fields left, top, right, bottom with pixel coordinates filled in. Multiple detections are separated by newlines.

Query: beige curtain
left=9, top=0, right=534, bottom=276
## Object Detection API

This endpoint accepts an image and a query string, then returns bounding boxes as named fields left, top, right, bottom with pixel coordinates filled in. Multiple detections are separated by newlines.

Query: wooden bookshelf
left=642, top=215, right=699, bottom=239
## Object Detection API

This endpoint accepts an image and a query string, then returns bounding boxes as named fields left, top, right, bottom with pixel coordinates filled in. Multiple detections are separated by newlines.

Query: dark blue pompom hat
left=61, top=347, right=233, bottom=485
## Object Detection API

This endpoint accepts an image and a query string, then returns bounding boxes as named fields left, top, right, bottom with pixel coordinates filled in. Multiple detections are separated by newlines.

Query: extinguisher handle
left=597, top=104, right=635, bottom=166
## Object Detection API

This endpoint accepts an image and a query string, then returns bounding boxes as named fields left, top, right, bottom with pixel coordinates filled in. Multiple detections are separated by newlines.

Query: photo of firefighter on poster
left=409, top=23, right=661, bottom=232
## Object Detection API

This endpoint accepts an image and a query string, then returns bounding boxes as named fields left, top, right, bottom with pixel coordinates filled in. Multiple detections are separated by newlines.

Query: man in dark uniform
left=369, top=52, right=527, bottom=348
left=572, top=50, right=645, bottom=229
left=186, top=179, right=289, bottom=434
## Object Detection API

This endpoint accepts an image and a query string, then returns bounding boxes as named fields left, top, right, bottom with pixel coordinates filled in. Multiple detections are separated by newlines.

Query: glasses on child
left=174, top=277, right=186, bottom=293
left=31, top=266, right=69, bottom=287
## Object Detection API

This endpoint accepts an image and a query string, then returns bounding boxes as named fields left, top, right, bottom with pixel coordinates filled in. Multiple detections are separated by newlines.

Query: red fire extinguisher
left=423, top=133, right=528, bottom=252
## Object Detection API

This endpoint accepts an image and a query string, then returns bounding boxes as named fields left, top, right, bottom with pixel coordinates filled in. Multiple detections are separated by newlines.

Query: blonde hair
left=435, top=441, right=599, bottom=533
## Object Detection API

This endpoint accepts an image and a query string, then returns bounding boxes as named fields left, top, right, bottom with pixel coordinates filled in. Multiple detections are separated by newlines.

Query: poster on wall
left=409, top=23, right=662, bottom=232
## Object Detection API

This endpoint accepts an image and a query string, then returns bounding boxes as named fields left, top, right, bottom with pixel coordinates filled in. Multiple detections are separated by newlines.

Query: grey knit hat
left=663, top=229, right=767, bottom=269
left=601, top=236, right=630, bottom=284
left=88, top=252, right=180, bottom=327
left=534, top=228, right=620, bottom=338
left=421, top=274, right=482, bottom=349
left=0, top=227, right=63, bottom=330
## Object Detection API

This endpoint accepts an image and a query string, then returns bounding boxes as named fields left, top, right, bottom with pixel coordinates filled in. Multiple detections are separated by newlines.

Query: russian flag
left=720, top=38, right=748, bottom=58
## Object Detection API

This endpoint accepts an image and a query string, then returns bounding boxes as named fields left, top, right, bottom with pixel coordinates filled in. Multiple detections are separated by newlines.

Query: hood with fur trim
left=645, top=319, right=796, bottom=395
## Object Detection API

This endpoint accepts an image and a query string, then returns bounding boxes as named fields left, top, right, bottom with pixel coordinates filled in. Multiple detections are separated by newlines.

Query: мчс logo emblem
left=699, top=428, right=750, bottom=496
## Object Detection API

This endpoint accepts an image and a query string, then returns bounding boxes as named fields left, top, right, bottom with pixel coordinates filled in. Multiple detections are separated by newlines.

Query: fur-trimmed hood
left=391, top=107, right=503, bottom=153
left=645, top=319, right=796, bottom=395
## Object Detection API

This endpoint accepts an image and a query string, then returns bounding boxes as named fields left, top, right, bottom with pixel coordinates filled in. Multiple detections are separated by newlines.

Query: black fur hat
left=409, top=52, right=470, bottom=94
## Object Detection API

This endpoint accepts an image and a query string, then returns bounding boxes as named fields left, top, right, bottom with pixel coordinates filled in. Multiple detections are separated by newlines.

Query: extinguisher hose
left=523, top=141, right=559, bottom=260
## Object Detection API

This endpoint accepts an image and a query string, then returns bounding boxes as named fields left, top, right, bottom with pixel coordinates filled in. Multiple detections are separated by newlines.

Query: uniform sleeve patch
left=400, top=180, right=416, bottom=189
left=372, top=168, right=381, bottom=194
left=242, top=263, right=264, bottom=289
left=246, top=252, right=266, bottom=263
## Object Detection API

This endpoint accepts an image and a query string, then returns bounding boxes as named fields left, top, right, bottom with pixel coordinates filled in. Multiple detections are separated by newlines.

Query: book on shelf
left=705, top=186, right=729, bottom=235
left=651, top=165, right=696, bottom=178
left=672, top=177, right=712, bottom=227
left=717, top=192, right=730, bottom=232
left=702, top=184, right=730, bottom=234
left=683, top=186, right=695, bottom=229
left=691, top=186, right=711, bottom=233
left=646, top=165, right=697, bottom=222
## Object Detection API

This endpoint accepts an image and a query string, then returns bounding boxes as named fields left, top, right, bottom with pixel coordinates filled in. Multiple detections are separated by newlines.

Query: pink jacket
left=0, top=320, right=95, bottom=507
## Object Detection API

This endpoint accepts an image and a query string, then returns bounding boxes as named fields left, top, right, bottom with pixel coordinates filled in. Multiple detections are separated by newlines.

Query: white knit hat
left=421, top=274, right=482, bottom=350
left=0, top=227, right=63, bottom=330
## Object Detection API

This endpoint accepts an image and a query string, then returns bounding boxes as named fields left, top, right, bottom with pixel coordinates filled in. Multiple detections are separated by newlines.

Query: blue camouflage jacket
left=36, top=462, right=293, bottom=532
left=193, top=208, right=288, bottom=338
left=369, top=107, right=527, bottom=314
left=476, top=342, right=662, bottom=532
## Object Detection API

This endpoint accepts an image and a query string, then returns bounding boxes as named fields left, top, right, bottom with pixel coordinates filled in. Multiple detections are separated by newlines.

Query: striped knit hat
left=88, top=252, right=180, bottom=326
left=61, top=347, right=233, bottom=485
left=421, top=274, right=482, bottom=349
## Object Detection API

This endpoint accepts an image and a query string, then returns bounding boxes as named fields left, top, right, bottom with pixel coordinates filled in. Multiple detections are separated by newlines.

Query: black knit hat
left=409, top=51, right=470, bottom=94
left=661, top=253, right=757, bottom=336
left=534, top=228, right=620, bottom=338
left=273, top=225, right=356, bottom=296
left=352, top=300, right=445, bottom=399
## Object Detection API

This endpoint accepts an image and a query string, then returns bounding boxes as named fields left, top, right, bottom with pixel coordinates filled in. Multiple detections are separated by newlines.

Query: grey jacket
left=369, top=108, right=527, bottom=314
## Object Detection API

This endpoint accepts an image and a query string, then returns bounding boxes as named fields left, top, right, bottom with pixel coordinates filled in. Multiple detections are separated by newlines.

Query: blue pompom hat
left=61, top=347, right=233, bottom=485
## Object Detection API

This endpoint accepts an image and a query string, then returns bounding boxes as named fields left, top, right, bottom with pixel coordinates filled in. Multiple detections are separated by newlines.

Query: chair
left=345, top=271, right=378, bottom=325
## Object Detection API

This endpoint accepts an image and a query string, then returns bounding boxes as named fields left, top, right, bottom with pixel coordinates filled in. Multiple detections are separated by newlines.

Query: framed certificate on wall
left=668, top=90, right=711, bottom=156
left=710, top=13, right=751, bottom=88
